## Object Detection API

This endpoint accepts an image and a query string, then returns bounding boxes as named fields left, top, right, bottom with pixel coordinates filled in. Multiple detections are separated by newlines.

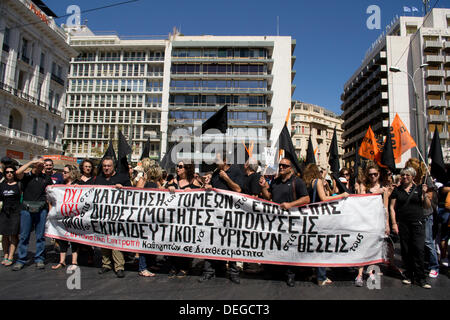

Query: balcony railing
left=0, top=82, right=62, bottom=116
left=0, top=125, right=62, bottom=150
left=428, top=114, right=447, bottom=122
left=51, top=74, right=65, bottom=86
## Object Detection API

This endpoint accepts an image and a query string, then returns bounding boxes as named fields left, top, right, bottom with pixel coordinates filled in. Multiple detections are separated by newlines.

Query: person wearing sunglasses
left=12, top=157, right=53, bottom=271
left=354, top=163, right=390, bottom=287
left=165, top=162, right=200, bottom=279
left=259, top=158, right=310, bottom=287
left=52, top=165, right=81, bottom=271
left=389, top=167, right=432, bottom=289
left=0, top=165, right=21, bottom=267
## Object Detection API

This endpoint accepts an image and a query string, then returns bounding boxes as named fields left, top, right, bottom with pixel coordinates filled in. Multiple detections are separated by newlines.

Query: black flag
left=140, top=137, right=151, bottom=160
left=380, top=130, right=395, bottom=172
left=278, top=124, right=302, bottom=174
left=195, top=105, right=228, bottom=135
left=306, top=135, right=316, bottom=165
left=429, top=127, right=446, bottom=183
left=160, top=143, right=176, bottom=171
left=328, top=127, right=340, bottom=174
left=117, top=130, right=132, bottom=175
left=98, top=139, right=117, bottom=174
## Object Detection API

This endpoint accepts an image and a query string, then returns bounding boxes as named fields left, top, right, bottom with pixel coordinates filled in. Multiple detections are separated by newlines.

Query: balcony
left=424, top=55, right=444, bottom=64
left=429, top=131, right=449, bottom=139
left=428, top=114, right=447, bottom=122
left=445, top=42, right=450, bottom=50
left=426, top=84, right=446, bottom=93
left=427, top=99, right=447, bottom=108
left=425, top=70, right=444, bottom=78
left=424, top=41, right=443, bottom=49
left=51, top=74, right=65, bottom=86
left=0, top=81, right=61, bottom=116
left=18, top=54, right=31, bottom=65
left=446, top=70, right=450, bottom=79
left=0, top=125, right=62, bottom=151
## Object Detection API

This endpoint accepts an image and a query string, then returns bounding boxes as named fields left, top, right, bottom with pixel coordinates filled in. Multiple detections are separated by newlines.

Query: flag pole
left=414, top=145, right=431, bottom=180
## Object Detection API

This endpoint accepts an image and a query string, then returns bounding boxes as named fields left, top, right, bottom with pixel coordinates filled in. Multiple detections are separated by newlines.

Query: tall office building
left=65, top=26, right=166, bottom=160
left=65, top=27, right=296, bottom=167
left=0, top=0, right=76, bottom=160
left=291, top=101, right=344, bottom=170
left=341, top=8, right=450, bottom=167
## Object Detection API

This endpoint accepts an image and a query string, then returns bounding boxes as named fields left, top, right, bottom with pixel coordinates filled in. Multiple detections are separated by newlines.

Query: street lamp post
left=389, top=63, right=428, bottom=160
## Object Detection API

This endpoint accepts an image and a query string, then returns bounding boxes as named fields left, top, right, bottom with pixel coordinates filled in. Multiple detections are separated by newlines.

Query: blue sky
left=44, top=0, right=449, bottom=115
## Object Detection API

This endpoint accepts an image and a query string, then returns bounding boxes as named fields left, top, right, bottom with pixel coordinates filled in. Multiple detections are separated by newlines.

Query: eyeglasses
left=343, top=173, right=350, bottom=176
left=401, top=174, right=411, bottom=177
left=5, top=171, right=15, bottom=174
left=177, top=165, right=184, bottom=169
left=279, top=164, right=291, bottom=169
left=368, top=173, right=379, bottom=177
left=63, top=171, right=70, bottom=174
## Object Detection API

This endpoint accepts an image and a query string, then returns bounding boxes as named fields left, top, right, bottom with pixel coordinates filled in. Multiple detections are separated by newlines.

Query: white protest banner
left=45, top=186, right=387, bottom=267
left=264, top=147, right=276, bottom=167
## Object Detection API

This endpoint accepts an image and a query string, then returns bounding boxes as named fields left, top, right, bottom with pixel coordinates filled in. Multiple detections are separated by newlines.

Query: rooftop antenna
left=423, top=0, right=430, bottom=15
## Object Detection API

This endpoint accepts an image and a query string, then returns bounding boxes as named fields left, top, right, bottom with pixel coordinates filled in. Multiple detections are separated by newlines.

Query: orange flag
left=359, top=126, right=381, bottom=161
left=390, top=114, right=417, bottom=164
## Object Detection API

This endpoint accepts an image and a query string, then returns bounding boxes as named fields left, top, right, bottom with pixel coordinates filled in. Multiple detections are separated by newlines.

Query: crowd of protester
left=0, top=153, right=449, bottom=290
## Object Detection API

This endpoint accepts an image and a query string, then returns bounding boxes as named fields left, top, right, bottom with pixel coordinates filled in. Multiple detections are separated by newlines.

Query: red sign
left=6, top=149, right=24, bottom=159
left=29, top=3, right=49, bottom=25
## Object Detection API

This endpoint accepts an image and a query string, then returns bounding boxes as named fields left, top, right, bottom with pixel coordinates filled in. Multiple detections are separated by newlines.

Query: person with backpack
left=259, top=158, right=310, bottom=287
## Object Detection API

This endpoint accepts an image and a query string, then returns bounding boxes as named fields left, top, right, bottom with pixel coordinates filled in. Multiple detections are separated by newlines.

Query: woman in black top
left=0, top=165, right=21, bottom=266
left=166, top=162, right=200, bottom=278
left=78, top=159, right=96, bottom=185
left=303, top=164, right=349, bottom=286
left=52, top=165, right=81, bottom=271
left=389, top=167, right=432, bottom=289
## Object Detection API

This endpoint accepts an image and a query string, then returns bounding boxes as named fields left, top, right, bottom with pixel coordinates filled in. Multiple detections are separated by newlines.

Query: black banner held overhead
left=140, top=137, right=151, bottom=160
left=117, top=130, right=132, bottom=175
left=98, top=138, right=117, bottom=174
left=429, top=127, right=446, bottom=183
left=278, top=124, right=302, bottom=174
left=195, top=105, right=228, bottom=135
left=306, top=135, right=316, bottom=165
left=328, top=127, right=340, bottom=174
left=380, top=130, right=395, bottom=172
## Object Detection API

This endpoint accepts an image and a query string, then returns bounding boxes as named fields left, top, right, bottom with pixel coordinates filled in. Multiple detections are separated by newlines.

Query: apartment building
left=64, top=26, right=166, bottom=160
left=0, top=0, right=77, bottom=160
left=65, top=27, right=296, bottom=166
left=341, top=8, right=450, bottom=167
left=291, top=101, right=344, bottom=170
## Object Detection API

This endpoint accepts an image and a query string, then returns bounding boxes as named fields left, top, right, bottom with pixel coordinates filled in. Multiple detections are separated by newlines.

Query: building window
left=45, top=123, right=49, bottom=140
left=52, top=126, right=57, bottom=141
left=8, top=115, right=13, bottom=129
left=32, top=119, right=38, bottom=135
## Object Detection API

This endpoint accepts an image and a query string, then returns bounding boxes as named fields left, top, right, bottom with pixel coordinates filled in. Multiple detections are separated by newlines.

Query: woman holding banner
left=52, top=165, right=81, bottom=271
left=135, top=160, right=162, bottom=277
left=303, top=164, right=349, bottom=286
left=355, top=163, right=390, bottom=287
left=389, top=167, right=432, bottom=289
left=165, top=162, right=200, bottom=278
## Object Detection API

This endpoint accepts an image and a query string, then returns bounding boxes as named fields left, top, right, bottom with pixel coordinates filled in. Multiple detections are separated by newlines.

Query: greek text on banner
left=45, top=185, right=387, bottom=267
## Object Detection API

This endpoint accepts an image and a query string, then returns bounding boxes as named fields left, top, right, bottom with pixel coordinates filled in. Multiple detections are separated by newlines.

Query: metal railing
left=0, top=125, right=62, bottom=150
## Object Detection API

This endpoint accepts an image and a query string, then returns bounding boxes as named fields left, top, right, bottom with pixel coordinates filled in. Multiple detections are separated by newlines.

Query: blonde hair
left=65, top=164, right=81, bottom=182
left=405, top=158, right=425, bottom=184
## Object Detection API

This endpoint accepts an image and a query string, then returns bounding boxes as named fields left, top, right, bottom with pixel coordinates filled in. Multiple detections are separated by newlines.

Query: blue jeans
left=424, top=215, right=439, bottom=271
left=317, top=267, right=327, bottom=281
left=17, top=209, right=48, bottom=265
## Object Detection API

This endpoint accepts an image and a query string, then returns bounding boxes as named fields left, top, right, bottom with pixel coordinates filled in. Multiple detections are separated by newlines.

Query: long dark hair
left=3, top=165, right=17, bottom=182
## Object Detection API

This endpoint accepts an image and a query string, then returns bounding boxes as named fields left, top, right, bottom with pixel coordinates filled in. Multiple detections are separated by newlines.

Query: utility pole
left=423, top=0, right=430, bottom=15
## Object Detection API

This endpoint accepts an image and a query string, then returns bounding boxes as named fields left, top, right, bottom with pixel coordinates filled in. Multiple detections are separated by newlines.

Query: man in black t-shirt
left=95, top=157, right=131, bottom=278
left=44, top=159, right=64, bottom=184
left=199, top=152, right=245, bottom=284
left=12, top=157, right=54, bottom=271
left=259, top=158, right=310, bottom=287
left=242, top=159, right=261, bottom=197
